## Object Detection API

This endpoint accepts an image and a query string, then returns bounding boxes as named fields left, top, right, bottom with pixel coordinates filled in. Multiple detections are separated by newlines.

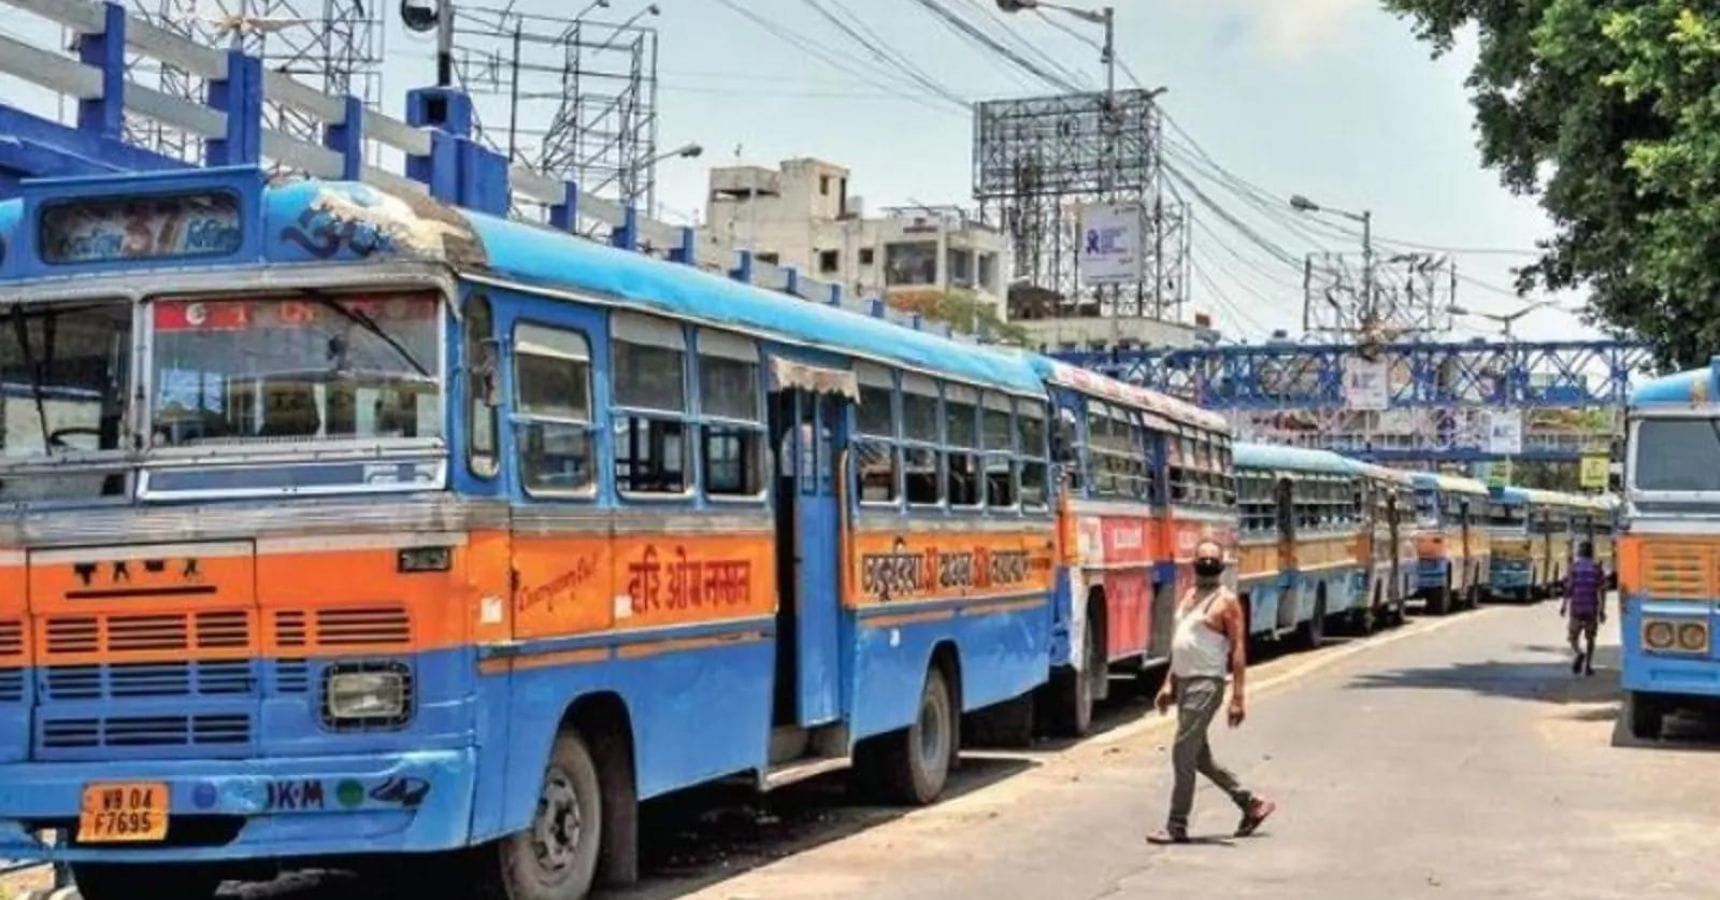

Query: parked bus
left=1233, top=444, right=1365, bottom=644
left=1357, top=463, right=1414, bottom=629
left=1532, top=489, right=1578, bottom=597
left=1619, top=363, right=1720, bottom=738
left=1588, top=494, right=1620, bottom=586
left=1032, top=361, right=1235, bottom=734
left=0, top=168, right=1063, bottom=897
left=1486, top=486, right=1537, bottom=602
left=1411, top=472, right=1490, bottom=614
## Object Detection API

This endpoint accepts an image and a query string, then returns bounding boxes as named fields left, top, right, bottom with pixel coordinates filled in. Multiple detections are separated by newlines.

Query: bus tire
left=1298, top=592, right=1326, bottom=649
left=1425, top=583, right=1449, bottom=616
left=499, top=729, right=604, bottom=900
left=878, top=666, right=956, bottom=805
left=1627, top=691, right=1664, bottom=741
left=1047, top=620, right=1098, bottom=737
left=72, top=864, right=222, bottom=900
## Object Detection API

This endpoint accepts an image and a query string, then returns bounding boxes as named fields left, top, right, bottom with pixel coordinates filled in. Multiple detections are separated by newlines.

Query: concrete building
left=700, top=158, right=1010, bottom=317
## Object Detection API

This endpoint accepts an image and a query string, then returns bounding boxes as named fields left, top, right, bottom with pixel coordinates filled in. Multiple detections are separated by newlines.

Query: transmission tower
left=124, top=1, right=384, bottom=163
left=1302, top=251, right=1457, bottom=341
left=451, top=4, right=660, bottom=220
left=973, top=89, right=1190, bottom=326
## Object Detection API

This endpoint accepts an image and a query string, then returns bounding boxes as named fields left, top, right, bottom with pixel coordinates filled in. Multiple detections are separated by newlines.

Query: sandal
left=1145, top=828, right=1190, bottom=845
left=1235, top=798, right=1276, bottom=837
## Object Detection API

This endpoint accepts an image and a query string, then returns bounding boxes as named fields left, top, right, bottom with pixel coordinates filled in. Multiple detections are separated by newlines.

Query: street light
left=1448, top=299, right=1556, bottom=340
left=994, top=0, right=1115, bottom=100
left=1290, top=193, right=1375, bottom=334
left=649, top=143, right=703, bottom=166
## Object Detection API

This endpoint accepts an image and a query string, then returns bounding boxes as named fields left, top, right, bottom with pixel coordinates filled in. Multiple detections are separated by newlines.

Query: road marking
left=1089, top=607, right=1505, bottom=749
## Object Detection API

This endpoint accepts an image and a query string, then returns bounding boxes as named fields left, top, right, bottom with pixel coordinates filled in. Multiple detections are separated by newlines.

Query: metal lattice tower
left=124, top=0, right=383, bottom=163
left=451, top=5, right=659, bottom=219
left=1302, top=251, right=1457, bottom=341
left=973, top=89, right=1190, bottom=323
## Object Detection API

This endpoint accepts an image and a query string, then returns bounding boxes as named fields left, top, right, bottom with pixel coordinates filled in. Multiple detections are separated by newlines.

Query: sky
left=0, top=0, right=1597, bottom=343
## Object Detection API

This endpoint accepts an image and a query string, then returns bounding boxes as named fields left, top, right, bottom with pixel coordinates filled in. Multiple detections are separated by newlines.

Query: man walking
left=1147, top=538, right=1276, bottom=844
left=1562, top=541, right=1606, bottom=676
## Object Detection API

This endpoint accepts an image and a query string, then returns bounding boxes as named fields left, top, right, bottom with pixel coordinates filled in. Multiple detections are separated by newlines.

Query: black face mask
left=1194, top=557, right=1225, bottom=578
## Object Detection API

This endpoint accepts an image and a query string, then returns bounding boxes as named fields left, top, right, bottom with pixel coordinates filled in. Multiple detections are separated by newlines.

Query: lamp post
left=1448, top=299, right=1555, bottom=341
left=1290, top=194, right=1375, bottom=335
left=995, top=0, right=1114, bottom=103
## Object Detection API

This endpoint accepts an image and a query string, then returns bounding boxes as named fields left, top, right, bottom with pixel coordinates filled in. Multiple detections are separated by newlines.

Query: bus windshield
left=1487, top=502, right=1526, bottom=528
left=151, top=293, right=442, bottom=448
left=1633, top=417, right=1720, bottom=492
left=0, top=300, right=132, bottom=501
left=1414, top=489, right=1439, bottom=527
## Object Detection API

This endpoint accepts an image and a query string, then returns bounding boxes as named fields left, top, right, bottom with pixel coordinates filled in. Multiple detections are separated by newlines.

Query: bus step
left=762, top=755, right=852, bottom=792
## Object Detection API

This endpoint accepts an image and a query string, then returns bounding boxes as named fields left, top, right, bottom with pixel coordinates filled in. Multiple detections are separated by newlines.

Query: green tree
left=887, top=290, right=1030, bottom=346
left=1384, top=1, right=1720, bottom=368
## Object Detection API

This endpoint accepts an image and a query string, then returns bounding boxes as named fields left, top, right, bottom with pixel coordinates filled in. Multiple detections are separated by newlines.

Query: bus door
left=1458, top=498, right=1474, bottom=588
left=769, top=385, right=846, bottom=727
left=1385, top=491, right=1402, bottom=601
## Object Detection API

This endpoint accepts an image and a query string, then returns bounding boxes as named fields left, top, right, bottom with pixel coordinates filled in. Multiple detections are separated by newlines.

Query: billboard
left=1343, top=357, right=1389, bottom=411
left=1487, top=410, right=1523, bottom=456
left=1079, top=203, right=1143, bottom=285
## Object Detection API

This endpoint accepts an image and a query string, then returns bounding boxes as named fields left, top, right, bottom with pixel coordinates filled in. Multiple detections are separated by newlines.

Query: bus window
left=901, top=374, right=942, bottom=506
left=1053, top=405, right=1082, bottom=491
left=1019, top=402, right=1049, bottom=509
left=465, top=294, right=498, bottom=478
left=946, top=383, right=981, bottom=507
left=855, top=364, right=899, bottom=504
left=611, top=312, right=689, bottom=496
left=697, top=330, right=764, bottom=498
left=513, top=322, right=595, bottom=496
left=1, top=299, right=132, bottom=501
left=982, top=393, right=1015, bottom=509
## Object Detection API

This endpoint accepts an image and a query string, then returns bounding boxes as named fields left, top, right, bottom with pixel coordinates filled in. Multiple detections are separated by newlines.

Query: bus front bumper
left=0, top=748, right=475, bottom=862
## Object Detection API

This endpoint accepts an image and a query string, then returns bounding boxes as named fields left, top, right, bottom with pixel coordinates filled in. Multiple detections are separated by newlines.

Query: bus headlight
left=322, top=662, right=412, bottom=728
left=1643, top=620, right=1676, bottom=650
left=1678, top=622, right=1709, bottom=653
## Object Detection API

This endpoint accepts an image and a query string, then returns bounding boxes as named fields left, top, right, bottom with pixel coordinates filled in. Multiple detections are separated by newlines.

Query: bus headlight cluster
left=1642, top=619, right=1708, bottom=654
left=321, top=661, right=413, bottom=730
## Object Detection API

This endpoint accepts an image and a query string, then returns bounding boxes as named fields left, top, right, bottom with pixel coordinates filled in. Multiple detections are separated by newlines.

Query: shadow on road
left=1344, top=642, right=1622, bottom=706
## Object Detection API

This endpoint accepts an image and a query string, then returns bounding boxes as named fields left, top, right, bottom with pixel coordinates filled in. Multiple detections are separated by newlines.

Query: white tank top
left=1170, top=587, right=1231, bottom=679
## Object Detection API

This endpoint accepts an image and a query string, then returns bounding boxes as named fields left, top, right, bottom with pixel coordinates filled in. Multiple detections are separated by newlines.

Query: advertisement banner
left=1343, top=357, right=1390, bottom=411
left=1079, top=203, right=1143, bottom=285
left=1580, top=455, right=1610, bottom=489
left=1486, top=410, right=1523, bottom=456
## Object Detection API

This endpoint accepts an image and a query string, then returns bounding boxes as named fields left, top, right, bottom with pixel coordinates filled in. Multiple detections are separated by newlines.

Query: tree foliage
left=887, top=290, right=1030, bottom=345
left=1383, top=0, right=1720, bottom=368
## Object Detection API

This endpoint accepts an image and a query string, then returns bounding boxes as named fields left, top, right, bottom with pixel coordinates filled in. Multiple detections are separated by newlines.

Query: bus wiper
left=7, top=304, right=52, bottom=455
left=309, top=295, right=431, bottom=379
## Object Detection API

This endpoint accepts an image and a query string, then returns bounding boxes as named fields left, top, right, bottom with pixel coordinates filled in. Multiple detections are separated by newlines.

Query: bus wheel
left=1425, top=579, right=1451, bottom=616
left=72, top=864, right=223, bottom=900
left=1627, top=692, right=1664, bottom=741
left=1047, top=626, right=1097, bottom=737
left=879, top=666, right=955, bottom=805
left=1298, top=594, right=1327, bottom=649
left=500, top=729, right=603, bottom=900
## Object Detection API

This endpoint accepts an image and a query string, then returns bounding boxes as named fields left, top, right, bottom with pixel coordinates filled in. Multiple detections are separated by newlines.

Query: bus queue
left=0, top=165, right=1621, bottom=899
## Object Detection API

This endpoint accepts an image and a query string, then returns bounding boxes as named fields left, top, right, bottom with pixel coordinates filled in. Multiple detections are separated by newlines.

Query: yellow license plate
left=77, top=782, right=169, bottom=844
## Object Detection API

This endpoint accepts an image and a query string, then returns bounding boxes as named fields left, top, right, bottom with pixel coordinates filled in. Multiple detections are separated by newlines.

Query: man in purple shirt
left=1562, top=541, right=1606, bottom=676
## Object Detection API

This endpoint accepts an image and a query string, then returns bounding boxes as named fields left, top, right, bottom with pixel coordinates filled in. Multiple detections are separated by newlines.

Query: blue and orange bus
left=1357, top=462, right=1414, bottom=629
left=1486, top=486, right=1537, bottom=602
left=1619, top=363, right=1720, bottom=738
left=1031, top=361, right=1235, bottom=734
left=1232, top=444, right=1366, bottom=645
left=0, top=166, right=1071, bottom=896
left=1410, top=472, right=1490, bottom=614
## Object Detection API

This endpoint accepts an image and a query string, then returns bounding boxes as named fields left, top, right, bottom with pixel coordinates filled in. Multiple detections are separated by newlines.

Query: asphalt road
left=22, top=599, right=1720, bottom=900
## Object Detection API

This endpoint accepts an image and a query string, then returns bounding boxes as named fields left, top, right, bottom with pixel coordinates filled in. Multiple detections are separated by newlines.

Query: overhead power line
left=800, top=0, right=970, bottom=108
left=904, top=0, right=1082, bottom=93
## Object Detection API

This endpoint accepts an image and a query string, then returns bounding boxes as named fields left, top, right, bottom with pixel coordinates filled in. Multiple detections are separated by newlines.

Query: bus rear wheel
left=72, top=863, right=223, bottom=900
left=872, top=666, right=955, bottom=805
left=1627, top=691, right=1665, bottom=741
left=500, top=729, right=603, bottom=900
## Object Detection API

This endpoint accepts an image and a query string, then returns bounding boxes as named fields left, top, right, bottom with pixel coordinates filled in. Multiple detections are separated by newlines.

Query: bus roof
left=463, top=210, right=1048, bottom=397
left=1410, top=472, right=1489, bottom=496
left=1631, top=366, right=1710, bottom=407
left=1489, top=486, right=1530, bottom=505
left=1029, top=358, right=1229, bottom=433
left=1233, top=442, right=1360, bottom=476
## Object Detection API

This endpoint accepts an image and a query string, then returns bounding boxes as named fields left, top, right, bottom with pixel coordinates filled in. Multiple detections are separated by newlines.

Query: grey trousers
left=1168, top=676, right=1253, bottom=831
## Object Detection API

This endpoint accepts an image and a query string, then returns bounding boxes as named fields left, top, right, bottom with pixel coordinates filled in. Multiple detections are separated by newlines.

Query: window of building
left=698, top=330, right=764, bottom=498
left=513, top=322, right=595, bottom=496
left=855, top=363, right=898, bottom=504
left=902, top=374, right=942, bottom=505
left=465, top=294, right=498, bottom=479
left=820, top=174, right=831, bottom=196
left=945, top=383, right=981, bottom=507
left=947, top=249, right=975, bottom=287
left=756, top=252, right=780, bottom=266
left=819, top=249, right=840, bottom=274
left=885, top=241, right=938, bottom=286
left=859, top=247, right=875, bottom=266
left=612, top=313, right=689, bottom=496
left=978, top=253, right=997, bottom=292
